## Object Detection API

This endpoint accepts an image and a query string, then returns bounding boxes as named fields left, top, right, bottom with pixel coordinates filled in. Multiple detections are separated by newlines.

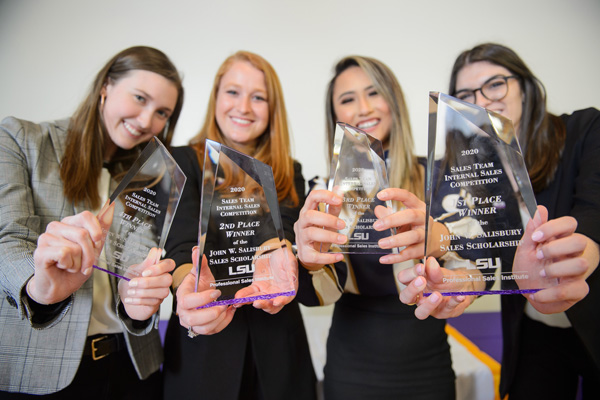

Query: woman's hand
left=519, top=206, right=597, bottom=314
left=235, top=246, right=298, bottom=314
left=398, top=257, right=477, bottom=320
left=374, top=188, right=428, bottom=264
left=177, top=247, right=235, bottom=336
left=293, top=189, right=346, bottom=270
left=29, top=211, right=105, bottom=304
left=118, top=247, right=174, bottom=321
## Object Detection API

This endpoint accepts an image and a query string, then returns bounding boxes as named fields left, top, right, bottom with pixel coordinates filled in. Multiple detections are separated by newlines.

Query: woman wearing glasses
left=448, top=43, right=600, bottom=399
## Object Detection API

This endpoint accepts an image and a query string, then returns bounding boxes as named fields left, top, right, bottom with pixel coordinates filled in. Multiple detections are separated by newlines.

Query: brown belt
left=83, top=333, right=125, bottom=361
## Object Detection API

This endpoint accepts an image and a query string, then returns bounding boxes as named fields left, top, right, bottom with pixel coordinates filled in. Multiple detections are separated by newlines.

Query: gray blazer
left=0, top=117, right=163, bottom=395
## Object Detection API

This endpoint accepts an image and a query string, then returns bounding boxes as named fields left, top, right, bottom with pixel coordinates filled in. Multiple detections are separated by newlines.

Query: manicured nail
left=83, top=268, right=92, bottom=276
left=429, top=292, right=441, bottom=303
left=373, top=220, right=383, bottom=230
left=129, top=279, right=138, bottom=288
left=337, top=234, right=346, bottom=243
left=531, top=231, right=543, bottom=241
left=379, top=238, right=390, bottom=248
left=142, top=269, right=152, bottom=277
left=536, top=249, right=544, bottom=260
left=414, top=276, right=426, bottom=288
left=336, top=219, right=345, bottom=229
left=210, top=290, right=220, bottom=299
left=127, top=289, right=136, bottom=296
left=539, top=268, right=547, bottom=278
left=416, top=264, right=424, bottom=275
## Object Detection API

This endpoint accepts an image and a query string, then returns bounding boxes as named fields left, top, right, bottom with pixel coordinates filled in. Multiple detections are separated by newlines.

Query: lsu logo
left=352, top=232, right=369, bottom=240
left=229, top=264, right=255, bottom=275
left=475, top=257, right=501, bottom=270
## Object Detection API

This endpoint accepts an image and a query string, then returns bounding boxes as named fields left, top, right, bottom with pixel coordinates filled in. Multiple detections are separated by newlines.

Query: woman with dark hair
left=162, top=50, right=317, bottom=400
left=294, top=55, right=456, bottom=400
left=447, top=43, right=599, bottom=399
left=0, top=45, right=184, bottom=398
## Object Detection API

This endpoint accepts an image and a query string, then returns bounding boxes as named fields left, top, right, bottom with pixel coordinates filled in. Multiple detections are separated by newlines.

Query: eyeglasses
left=454, top=75, right=518, bottom=104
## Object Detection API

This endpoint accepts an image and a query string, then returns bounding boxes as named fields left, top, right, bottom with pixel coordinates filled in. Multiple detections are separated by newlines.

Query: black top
left=500, top=108, right=600, bottom=395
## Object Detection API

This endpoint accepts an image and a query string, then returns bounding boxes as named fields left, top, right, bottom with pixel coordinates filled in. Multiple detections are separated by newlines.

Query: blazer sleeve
left=0, top=117, right=73, bottom=325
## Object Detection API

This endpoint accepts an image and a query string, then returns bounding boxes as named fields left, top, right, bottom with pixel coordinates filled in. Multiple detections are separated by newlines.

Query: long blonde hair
left=190, top=51, right=299, bottom=206
left=325, top=55, right=423, bottom=200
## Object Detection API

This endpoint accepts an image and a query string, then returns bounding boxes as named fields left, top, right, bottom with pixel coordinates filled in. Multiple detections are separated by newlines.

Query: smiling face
left=215, top=61, right=270, bottom=154
left=101, top=69, right=178, bottom=160
left=455, top=61, right=524, bottom=134
left=331, top=66, right=392, bottom=146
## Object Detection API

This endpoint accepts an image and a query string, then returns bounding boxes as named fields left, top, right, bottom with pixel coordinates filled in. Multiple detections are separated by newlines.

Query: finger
left=177, top=285, right=221, bottom=311
left=374, top=207, right=425, bottom=233
left=379, top=246, right=424, bottom=265
left=378, top=228, right=425, bottom=250
left=44, top=221, right=96, bottom=273
left=179, top=303, right=230, bottom=329
left=399, top=275, right=426, bottom=304
left=185, top=306, right=236, bottom=336
left=303, top=189, right=343, bottom=212
left=529, top=280, right=589, bottom=305
left=397, top=264, right=424, bottom=285
left=541, top=256, right=588, bottom=280
left=61, top=211, right=105, bottom=243
left=537, top=234, right=587, bottom=261
left=531, top=215, right=576, bottom=244
left=414, top=292, right=443, bottom=320
left=137, top=257, right=176, bottom=279
left=377, top=188, right=425, bottom=211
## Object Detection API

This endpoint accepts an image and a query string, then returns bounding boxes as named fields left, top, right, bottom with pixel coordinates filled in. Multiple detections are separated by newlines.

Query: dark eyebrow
left=336, top=85, right=376, bottom=101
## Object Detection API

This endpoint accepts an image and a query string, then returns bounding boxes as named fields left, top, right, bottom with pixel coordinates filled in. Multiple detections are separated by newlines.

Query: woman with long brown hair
left=0, top=45, right=184, bottom=398
left=162, top=51, right=316, bottom=400
left=447, top=42, right=600, bottom=400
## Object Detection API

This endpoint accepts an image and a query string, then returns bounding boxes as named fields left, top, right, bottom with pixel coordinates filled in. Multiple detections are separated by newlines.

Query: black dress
left=162, top=146, right=317, bottom=400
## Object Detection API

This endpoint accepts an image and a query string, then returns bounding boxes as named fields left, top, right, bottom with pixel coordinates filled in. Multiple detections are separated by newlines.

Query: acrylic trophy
left=195, top=140, right=296, bottom=308
left=424, top=92, right=556, bottom=296
left=322, top=122, right=397, bottom=254
left=93, top=137, right=187, bottom=280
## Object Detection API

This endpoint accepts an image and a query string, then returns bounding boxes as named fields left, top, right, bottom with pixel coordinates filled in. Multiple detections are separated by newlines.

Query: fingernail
left=83, top=268, right=92, bottom=276
left=142, top=269, right=152, bottom=277
left=124, top=297, right=133, bottom=304
left=127, top=289, right=136, bottom=296
left=416, top=264, right=424, bottom=275
left=429, top=292, right=440, bottom=302
left=536, top=249, right=544, bottom=260
left=539, top=268, right=547, bottom=278
left=373, top=220, right=383, bottom=230
left=414, top=276, right=426, bottom=288
left=379, top=238, right=390, bottom=248
left=531, top=231, right=543, bottom=241
left=210, top=290, right=220, bottom=299
left=337, top=234, right=346, bottom=243
left=336, top=220, right=345, bottom=229
left=456, top=295, right=466, bottom=302
left=129, top=279, right=138, bottom=288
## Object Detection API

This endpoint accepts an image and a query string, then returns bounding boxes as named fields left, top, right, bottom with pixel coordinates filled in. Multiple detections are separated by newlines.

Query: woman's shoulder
left=1, top=116, right=69, bottom=136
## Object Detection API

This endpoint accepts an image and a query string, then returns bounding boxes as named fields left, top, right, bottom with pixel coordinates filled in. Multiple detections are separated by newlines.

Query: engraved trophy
left=93, top=137, right=187, bottom=280
left=195, top=140, right=296, bottom=307
left=322, top=122, right=397, bottom=254
left=424, top=92, right=556, bottom=295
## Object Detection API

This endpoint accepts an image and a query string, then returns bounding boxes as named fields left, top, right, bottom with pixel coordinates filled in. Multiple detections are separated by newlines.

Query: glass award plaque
left=424, top=92, right=556, bottom=296
left=195, top=139, right=296, bottom=308
left=321, top=122, right=397, bottom=254
left=93, top=137, right=187, bottom=280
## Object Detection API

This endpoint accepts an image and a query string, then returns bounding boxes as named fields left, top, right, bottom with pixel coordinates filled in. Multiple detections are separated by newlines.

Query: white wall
left=1, top=0, right=599, bottom=315
left=1, top=0, right=599, bottom=183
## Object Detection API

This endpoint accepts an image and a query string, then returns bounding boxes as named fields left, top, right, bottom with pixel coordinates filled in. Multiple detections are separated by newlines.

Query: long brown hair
left=190, top=51, right=299, bottom=206
left=449, top=43, right=566, bottom=192
left=60, top=46, right=184, bottom=209
left=325, top=56, right=424, bottom=200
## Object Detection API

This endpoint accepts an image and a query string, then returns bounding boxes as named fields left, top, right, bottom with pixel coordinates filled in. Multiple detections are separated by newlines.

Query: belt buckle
left=91, top=335, right=108, bottom=361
